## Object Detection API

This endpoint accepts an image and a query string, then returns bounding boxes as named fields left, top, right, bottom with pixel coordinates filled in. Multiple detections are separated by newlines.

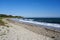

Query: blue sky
left=0, top=0, right=60, bottom=17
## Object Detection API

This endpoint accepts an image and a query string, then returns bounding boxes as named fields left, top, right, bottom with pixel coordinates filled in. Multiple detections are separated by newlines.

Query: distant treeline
left=0, top=14, right=23, bottom=18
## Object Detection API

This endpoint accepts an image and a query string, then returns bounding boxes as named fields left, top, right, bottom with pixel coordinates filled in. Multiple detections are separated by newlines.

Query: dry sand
left=0, top=18, right=60, bottom=40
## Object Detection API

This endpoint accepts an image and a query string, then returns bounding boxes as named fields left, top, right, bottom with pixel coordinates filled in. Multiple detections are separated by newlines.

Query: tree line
left=0, top=14, right=23, bottom=18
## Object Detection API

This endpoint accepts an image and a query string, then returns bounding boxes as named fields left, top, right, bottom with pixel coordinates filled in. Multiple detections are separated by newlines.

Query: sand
left=0, top=18, right=60, bottom=40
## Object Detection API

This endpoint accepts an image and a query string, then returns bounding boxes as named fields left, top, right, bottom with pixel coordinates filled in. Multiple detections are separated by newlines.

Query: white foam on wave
left=19, top=19, right=60, bottom=28
left=10, top=18, right=60, bottom=31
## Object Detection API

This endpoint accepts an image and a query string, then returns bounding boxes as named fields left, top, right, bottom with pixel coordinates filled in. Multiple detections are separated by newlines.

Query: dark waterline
left=22, top=18, right=60, bottom=24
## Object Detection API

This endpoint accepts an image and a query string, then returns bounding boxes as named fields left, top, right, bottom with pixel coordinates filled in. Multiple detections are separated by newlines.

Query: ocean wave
left=19, top=19, right=60, bottom=28
left=10, top=18, right=60, bottom=31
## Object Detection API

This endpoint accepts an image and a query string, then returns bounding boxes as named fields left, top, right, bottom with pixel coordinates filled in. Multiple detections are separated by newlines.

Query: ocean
left=11, top=18, right=60, bottom=31
left=22, top=18, right=60, bottom=24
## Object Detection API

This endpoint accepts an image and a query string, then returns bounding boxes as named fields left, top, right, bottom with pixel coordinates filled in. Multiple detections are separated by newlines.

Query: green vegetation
left=0, top=14, right=23, bottom=18
left=0, top=14, right=23, bottom=25
left=0, top=17, right=5, bottom=25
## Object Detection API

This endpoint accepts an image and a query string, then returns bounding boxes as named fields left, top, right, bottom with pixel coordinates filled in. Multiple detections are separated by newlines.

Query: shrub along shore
left=0, top=17, right=5, bottom=25
left=0, top=14, right=23, bottom=26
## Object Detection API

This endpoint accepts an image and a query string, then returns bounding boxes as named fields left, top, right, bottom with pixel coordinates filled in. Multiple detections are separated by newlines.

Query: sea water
left=11, top=18, right=60, bottom=31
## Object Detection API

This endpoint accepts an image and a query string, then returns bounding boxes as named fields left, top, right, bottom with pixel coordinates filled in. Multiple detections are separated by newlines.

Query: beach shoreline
left=6, top=18, right=60, bottom=40
left=0, top=18, right=60, bottom=40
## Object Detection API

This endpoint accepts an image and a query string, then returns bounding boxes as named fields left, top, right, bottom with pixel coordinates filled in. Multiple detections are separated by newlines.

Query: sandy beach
left=0, top=18, right=60, bottom=40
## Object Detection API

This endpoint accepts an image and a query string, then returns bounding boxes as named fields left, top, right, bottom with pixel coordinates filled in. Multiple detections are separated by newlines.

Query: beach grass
left=0, top=17, right=5, bottom=25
